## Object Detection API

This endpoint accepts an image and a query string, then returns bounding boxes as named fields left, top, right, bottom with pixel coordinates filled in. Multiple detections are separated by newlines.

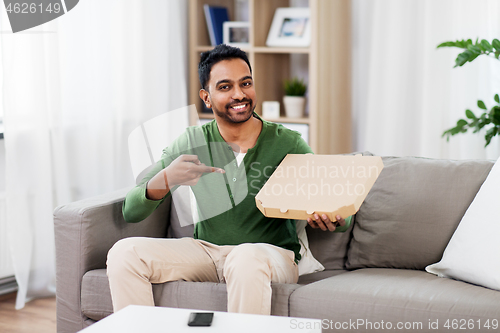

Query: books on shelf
left=204, top=5, right=229, bottom=46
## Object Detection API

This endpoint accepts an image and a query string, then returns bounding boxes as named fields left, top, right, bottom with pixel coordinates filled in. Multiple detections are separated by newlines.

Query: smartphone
left=187, top=312, right=214, bottom=327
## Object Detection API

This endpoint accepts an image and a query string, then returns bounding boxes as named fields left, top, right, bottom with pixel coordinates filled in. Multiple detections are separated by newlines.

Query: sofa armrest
left=54, top=187, right=170, bottom=333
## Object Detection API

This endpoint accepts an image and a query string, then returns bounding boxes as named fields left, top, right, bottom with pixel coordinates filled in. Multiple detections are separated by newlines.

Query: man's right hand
left=145, top=154, right=225, bottom=200
left=165, top=154, right=225, bottom=187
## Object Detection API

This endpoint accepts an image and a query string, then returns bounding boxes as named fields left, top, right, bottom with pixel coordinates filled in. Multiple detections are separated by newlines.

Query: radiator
left=0, top=191, right=17, bottom=295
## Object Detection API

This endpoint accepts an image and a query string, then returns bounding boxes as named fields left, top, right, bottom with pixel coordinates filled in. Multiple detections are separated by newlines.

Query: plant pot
left=283, top=96, right=305, bottom=118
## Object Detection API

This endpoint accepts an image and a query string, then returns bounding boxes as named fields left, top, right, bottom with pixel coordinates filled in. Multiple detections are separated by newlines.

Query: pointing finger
left=200, top=165, right=225, bottom=174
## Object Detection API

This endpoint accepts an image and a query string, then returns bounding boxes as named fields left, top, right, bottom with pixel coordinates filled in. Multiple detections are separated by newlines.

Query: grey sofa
left=54, top=155, right=500, bottom=332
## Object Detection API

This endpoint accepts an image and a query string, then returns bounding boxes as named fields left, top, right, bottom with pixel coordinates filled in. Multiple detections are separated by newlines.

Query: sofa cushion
left=81, top=269, right=301, bottom=320
left=346, top=156, right=493, bottom=270
left=297, top=269, right=347, bottom=285
left=81, top=270, right=114, bottom=321
left=290, top=268, right=500, bottom=328
left=306, top=222, right=354, bottom=270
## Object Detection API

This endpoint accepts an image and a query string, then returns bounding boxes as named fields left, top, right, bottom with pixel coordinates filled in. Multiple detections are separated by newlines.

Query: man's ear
left=199, top=89, right=211, bottom=109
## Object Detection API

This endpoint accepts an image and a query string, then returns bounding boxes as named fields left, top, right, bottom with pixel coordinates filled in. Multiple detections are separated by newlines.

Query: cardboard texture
left=255, top=154, right=384, bottom=220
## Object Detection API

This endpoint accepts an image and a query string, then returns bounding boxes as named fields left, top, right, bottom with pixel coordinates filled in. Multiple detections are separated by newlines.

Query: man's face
left=200, top=58, right=257, bottom=124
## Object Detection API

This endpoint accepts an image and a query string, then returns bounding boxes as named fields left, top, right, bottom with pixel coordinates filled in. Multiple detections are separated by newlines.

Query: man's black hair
left=198, top=44, right=252, bottom=91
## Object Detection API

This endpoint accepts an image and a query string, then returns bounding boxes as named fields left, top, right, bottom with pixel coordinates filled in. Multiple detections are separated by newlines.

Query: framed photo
left=266, top=8, right=311, bottom=47
left=223, top=21, right=250, bottom=48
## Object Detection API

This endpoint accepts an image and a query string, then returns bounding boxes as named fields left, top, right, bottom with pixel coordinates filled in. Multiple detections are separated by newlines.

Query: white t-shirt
left=233, top=151, right=246, bottom=167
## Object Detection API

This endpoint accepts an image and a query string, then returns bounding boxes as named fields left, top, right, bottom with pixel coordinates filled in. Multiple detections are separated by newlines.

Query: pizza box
left=255, top=154, right=383, bottom=220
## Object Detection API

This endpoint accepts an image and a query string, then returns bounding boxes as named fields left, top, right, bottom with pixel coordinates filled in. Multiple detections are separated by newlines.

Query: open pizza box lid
left=255, top=154, right=384, bottom=220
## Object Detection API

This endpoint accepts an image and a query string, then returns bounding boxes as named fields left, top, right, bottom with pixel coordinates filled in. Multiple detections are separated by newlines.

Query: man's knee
left=107, top=237, right=143, bottom=275
left=227, top=243, right=268, bottom=261
left=224, top=244, right=270, bottom=278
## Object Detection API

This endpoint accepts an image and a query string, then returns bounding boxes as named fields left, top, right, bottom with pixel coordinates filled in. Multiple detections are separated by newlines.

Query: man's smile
left=229, top=102, right=249, bottom=112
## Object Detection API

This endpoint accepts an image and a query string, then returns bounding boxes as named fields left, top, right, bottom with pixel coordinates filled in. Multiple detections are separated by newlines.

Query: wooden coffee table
left=79, top=305, right=322, bottom=333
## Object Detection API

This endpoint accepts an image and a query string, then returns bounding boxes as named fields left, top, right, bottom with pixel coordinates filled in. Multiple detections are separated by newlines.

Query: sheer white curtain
left=0, top=0, right=188, bottom=309
left=352, top=0, right=500, bottom=159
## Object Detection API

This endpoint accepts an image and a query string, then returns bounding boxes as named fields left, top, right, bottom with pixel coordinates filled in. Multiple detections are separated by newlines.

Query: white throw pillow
left=296, top=220, right=325, bottom=276
left=425, top=157, right=500, bottom=291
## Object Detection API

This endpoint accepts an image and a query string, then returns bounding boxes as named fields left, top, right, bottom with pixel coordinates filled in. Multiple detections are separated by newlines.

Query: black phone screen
left=187, top=312, right=214, bottom=327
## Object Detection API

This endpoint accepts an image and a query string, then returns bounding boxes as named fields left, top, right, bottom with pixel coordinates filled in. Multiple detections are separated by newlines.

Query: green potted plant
left=440, top=38, right=500, bottom=147
left=283, top=77, right=307, bottom=118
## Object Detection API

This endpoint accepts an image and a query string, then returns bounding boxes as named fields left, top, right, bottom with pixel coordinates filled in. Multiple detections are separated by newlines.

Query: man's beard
left=212, top=98, right=255, bottom=124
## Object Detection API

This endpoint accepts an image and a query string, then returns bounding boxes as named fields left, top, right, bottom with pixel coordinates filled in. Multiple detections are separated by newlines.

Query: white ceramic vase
left=283, top=96, right=305, bottom=118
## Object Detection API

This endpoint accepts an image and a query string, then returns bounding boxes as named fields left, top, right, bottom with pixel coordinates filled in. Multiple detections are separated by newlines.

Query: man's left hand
left=307, top=214, right=345, bottom=232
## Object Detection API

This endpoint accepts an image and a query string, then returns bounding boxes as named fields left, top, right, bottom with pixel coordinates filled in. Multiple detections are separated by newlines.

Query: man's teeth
left=231, top=104, right=246, bottom=110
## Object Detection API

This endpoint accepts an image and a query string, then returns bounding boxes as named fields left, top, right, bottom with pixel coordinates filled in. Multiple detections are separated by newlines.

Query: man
left=107, top=44, right=347, bottom=315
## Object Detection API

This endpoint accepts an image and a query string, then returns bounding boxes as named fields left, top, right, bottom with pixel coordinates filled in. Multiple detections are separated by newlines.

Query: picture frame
left=223, top=21, right=250, bottom=48
left=266, top=8, right=311, bottom=47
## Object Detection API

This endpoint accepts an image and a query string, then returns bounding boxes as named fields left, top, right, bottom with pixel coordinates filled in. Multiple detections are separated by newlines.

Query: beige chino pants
left=106, top=237, right=298, bottom=315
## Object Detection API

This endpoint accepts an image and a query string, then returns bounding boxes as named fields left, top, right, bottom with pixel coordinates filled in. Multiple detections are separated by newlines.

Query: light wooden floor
left=0, top=292, right=56, bottom=333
